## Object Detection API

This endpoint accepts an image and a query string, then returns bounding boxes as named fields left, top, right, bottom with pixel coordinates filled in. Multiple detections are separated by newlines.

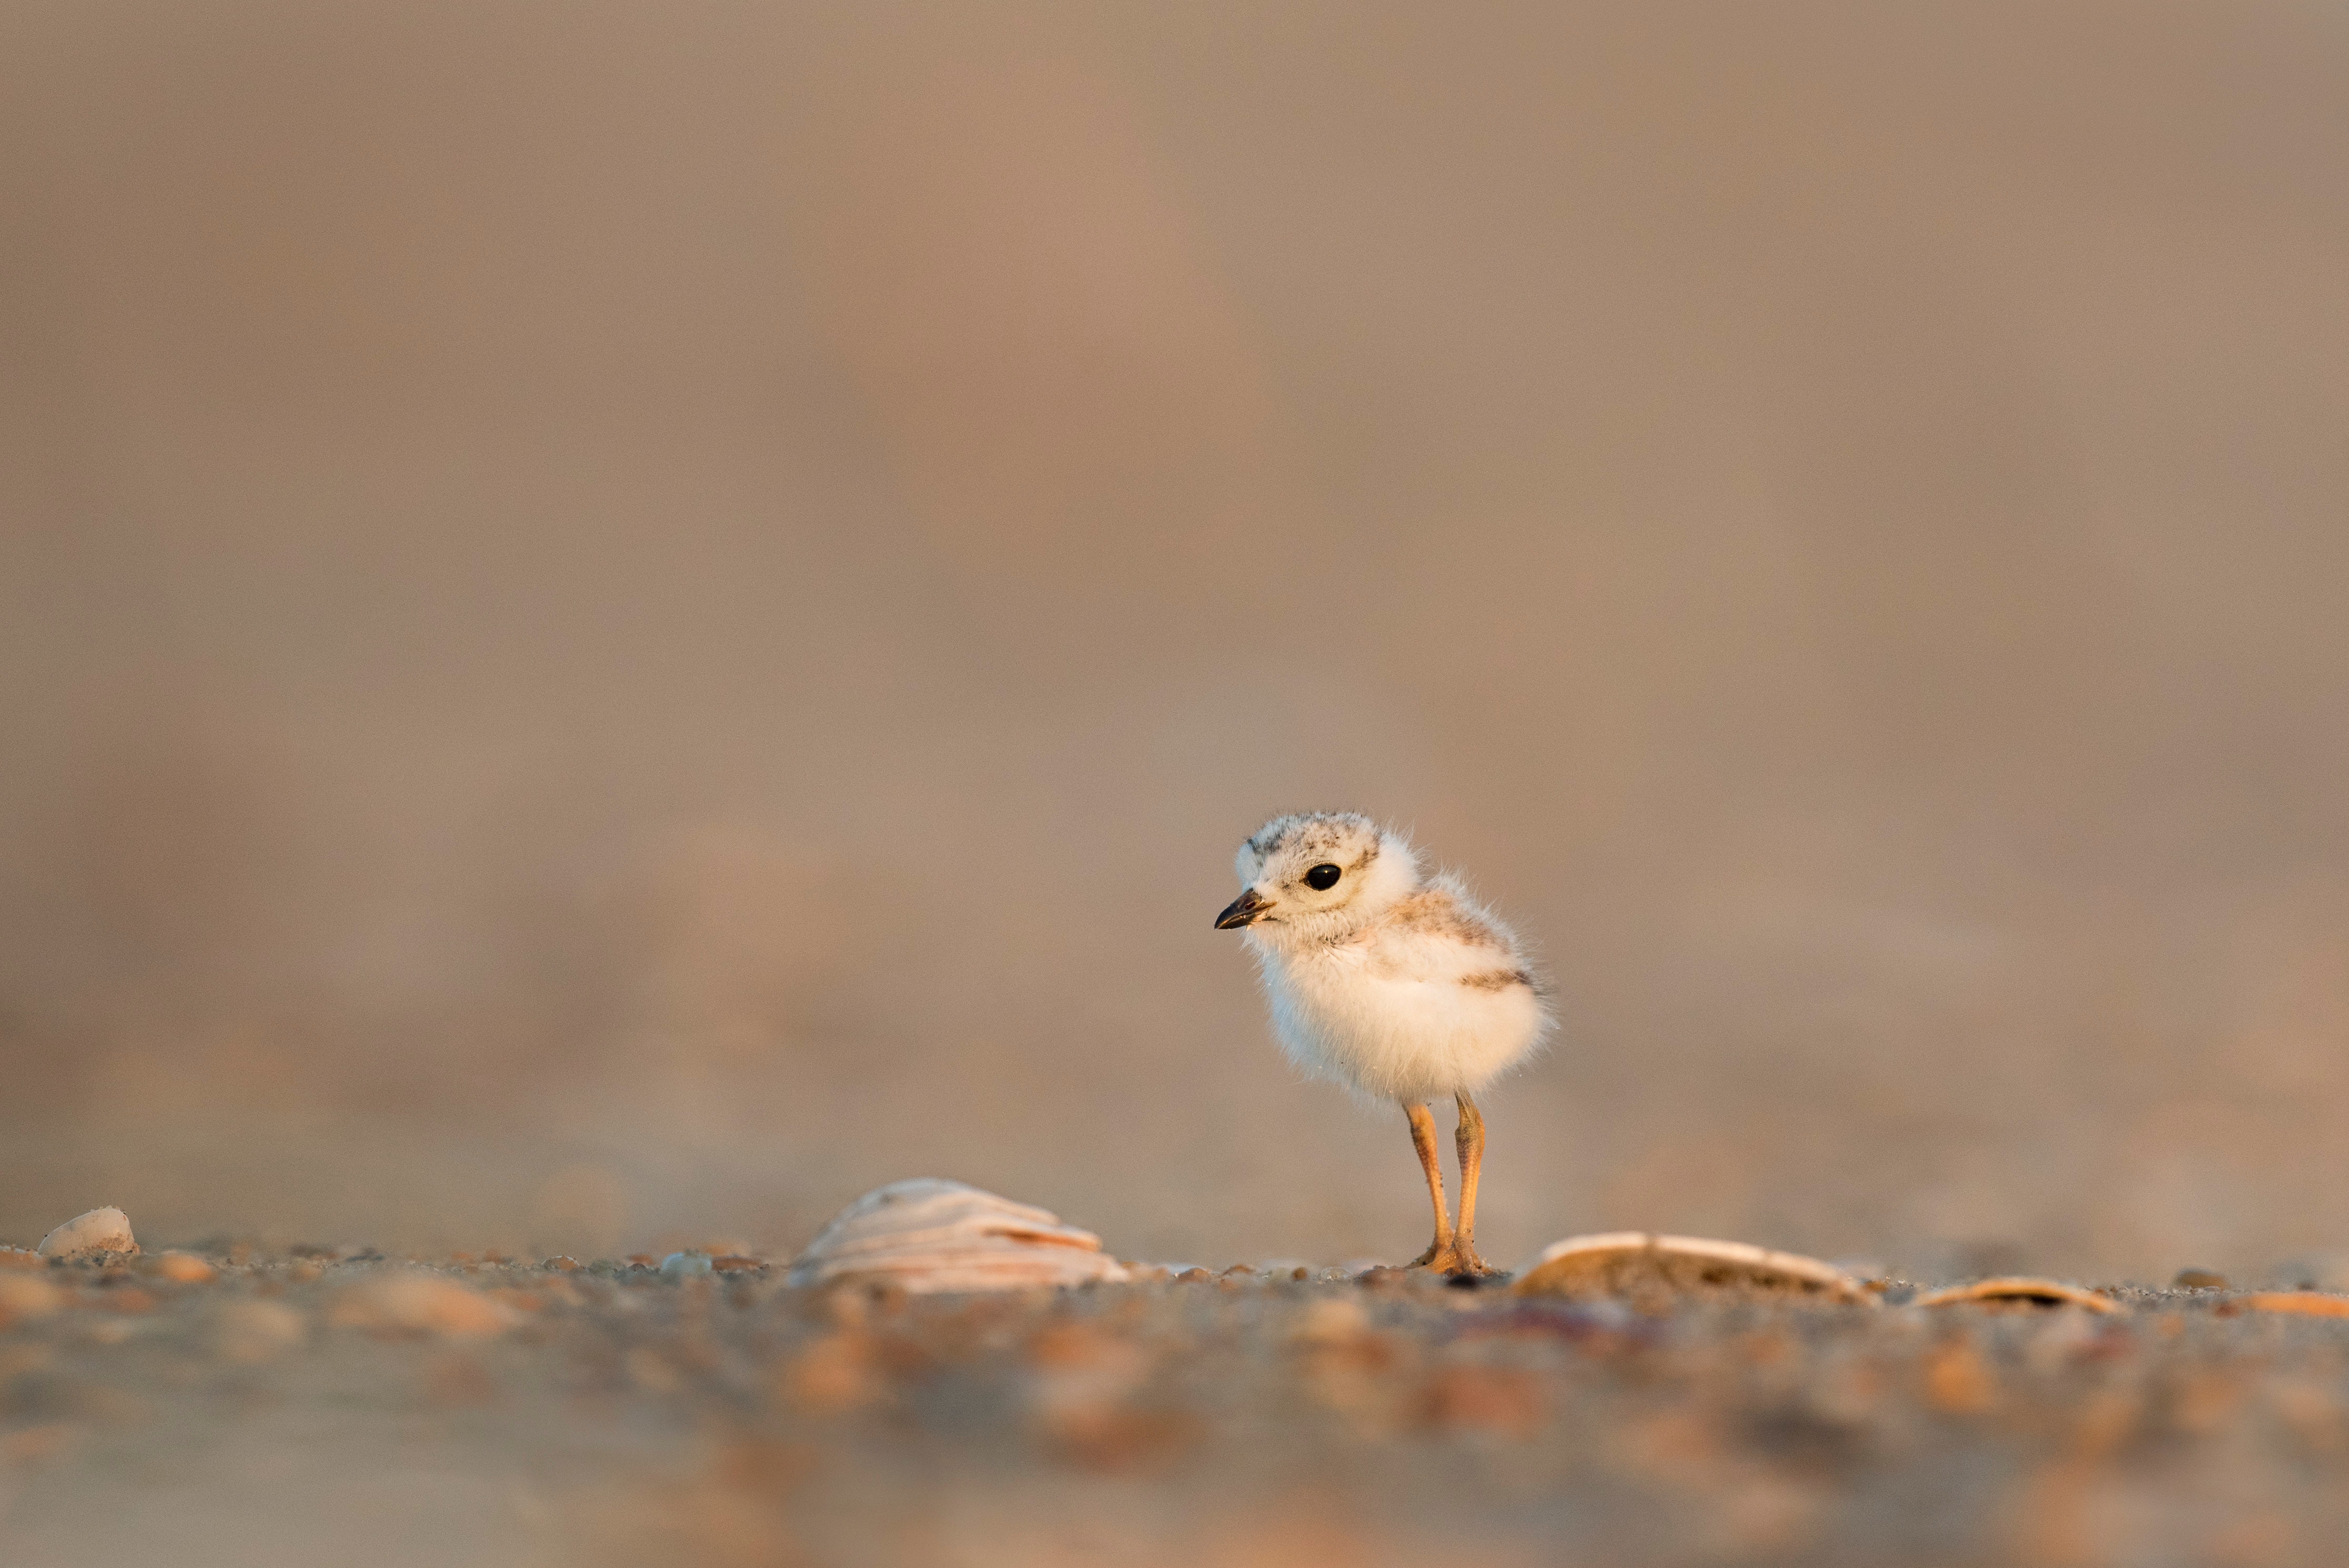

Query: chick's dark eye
left=1304, top=863, right=1342, bottom=891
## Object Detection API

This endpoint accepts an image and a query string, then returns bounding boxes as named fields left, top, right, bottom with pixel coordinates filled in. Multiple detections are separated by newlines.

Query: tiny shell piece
left=2219, top=1292, right=2349, bottom=1319
left=38, top=1207, right=138, bottom=1259
left=787, top=1179, right=1130, bottom=1293
left=1511, top=1232, right=1878, bottom=1308
left=1915, top=1277, right=2119, bottom=1313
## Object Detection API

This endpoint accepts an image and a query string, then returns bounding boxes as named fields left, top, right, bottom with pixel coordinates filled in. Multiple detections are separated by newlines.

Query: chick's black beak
left=1214, top=888, right=1272, bottom=930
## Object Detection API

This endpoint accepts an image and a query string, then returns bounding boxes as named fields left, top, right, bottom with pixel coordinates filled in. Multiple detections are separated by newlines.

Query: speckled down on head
left=1215, top=812, right=1554, bottom=1277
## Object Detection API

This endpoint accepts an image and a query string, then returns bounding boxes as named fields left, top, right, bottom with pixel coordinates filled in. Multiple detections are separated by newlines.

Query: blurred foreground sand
left=8, top=1240, right=2349, bottom=1568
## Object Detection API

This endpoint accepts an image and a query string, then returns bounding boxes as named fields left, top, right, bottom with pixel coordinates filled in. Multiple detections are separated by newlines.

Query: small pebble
left=0, top=1273, right=64, bottom=1323
left=38, top=1207, right=138, bottom=1260
left=2174, top=1269, right=2228, bottom=1291
left=148, top=1252, right=218, bottom=1284
left=626, top=1346, right=682, bottom=1393
left=1292, top=1296, right=1372, bottom=1344
left=660, top=1251, right=715, bottom=1281
left=328, top=1270, right=519, bottom=1339
left=216, top=1299, right=309, bottom=1363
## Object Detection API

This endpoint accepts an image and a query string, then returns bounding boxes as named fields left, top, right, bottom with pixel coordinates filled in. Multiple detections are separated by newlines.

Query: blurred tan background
left=3, top=0, right=2345, bottom=1282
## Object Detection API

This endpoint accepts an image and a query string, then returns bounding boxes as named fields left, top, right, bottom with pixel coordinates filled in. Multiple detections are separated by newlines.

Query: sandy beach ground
left=7, top=1238, right=2349, bottom=1568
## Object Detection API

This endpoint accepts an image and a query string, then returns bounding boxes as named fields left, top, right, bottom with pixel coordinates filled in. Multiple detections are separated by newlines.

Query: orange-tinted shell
left=1915, top=1277, right=2119, bottom=1313
left=1512, top=1232, right=1877, bottom=1308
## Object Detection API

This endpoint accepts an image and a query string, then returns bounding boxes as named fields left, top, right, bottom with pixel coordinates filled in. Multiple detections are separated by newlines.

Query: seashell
left=787, top=1179, right=1130, bottom=1294
left=1914, top=1277, right=2118, bottom=1313
left=1511, top=1232, right=1878, bottom=1308
left=2217, top=1292, right=2349, bottom=1319
left=39, top=1207, right=138, bottom=1259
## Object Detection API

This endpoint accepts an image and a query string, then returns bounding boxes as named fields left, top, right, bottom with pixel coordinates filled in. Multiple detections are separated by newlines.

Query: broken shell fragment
left=2217, top=1292, right=2349, bottom=1319
left=787, top=1179, right=1130, bottom=1294
left=38, top=1207, right=138, bottom=1259
left=1915, top=1277, right=2119, bottom=1313
left=1511, top=1233, right=1878, bottom=1308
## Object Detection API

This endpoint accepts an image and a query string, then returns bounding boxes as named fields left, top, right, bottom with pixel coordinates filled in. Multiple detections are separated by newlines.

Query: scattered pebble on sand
left=214, top=1299, right=310, bottom=1363
left=327, top=1269, right=519, bottom=1339
left=147, top=1251, right=219, bottom=1284
left=0, top=1272, right=64, bottom=1324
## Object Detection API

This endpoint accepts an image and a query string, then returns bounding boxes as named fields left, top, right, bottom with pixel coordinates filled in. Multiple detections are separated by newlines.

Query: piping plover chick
left=1215, top=812, right=1552, bottom=1276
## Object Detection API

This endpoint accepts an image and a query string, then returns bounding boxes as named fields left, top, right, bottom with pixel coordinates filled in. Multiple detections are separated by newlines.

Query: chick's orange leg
left=1404, top=1101, right=1456, bottom=1268
left=1450, top=1091, right=1494, bottom=1276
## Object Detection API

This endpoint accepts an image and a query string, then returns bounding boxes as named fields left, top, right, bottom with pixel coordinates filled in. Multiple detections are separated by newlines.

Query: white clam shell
left=38, top=1206, right=139, bottom=1259
left=1512, top=1231, right=1877, bottom=1307
left=788, top=1179, right=1129, bottom=1293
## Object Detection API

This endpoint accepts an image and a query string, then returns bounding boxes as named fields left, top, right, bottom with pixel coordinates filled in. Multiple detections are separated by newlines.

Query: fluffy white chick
left=1215, top=812, right=1551, bottom=1276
